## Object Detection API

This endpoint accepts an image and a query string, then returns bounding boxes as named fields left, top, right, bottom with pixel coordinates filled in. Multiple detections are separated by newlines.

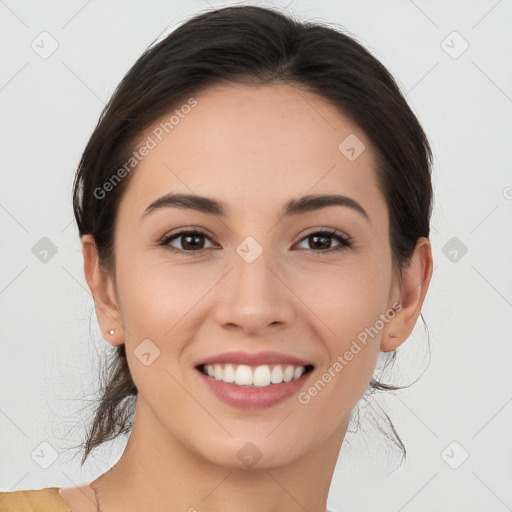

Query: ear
left=380, top=237, right=433, bottom=352
left=82, top=234, right=124, bottom=346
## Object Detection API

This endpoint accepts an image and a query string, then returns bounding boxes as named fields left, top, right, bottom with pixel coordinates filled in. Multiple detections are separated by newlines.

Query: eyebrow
left=142, top=192, right=369, bottom=222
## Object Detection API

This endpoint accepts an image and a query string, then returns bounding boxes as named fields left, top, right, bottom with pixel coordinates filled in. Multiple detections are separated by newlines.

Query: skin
left=59, top=83, right=432, bottom=512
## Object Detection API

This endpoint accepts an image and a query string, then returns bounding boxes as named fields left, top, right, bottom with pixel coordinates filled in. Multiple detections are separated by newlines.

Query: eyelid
left=160, top=226, right=350, bottom=242
left=159, top=225, right=214, bottom=242
left=298, top=226, right=351, bottom=241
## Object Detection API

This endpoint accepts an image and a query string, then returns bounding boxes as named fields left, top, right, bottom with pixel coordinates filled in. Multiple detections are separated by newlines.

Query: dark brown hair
left=71, top=5, right=433, bottom=468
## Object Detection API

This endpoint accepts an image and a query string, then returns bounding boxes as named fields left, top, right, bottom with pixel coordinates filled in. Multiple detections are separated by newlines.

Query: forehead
left=119, top=82, right=386, bottom=224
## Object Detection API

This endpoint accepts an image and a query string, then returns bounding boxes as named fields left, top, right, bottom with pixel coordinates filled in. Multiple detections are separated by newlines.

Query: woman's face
left=98, top=83, right=408, bottom=469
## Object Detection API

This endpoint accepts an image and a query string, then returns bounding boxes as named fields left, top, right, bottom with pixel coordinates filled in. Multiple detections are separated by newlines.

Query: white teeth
left=253, top=365, right=271, bottom=387
left=293, top=366, right=305, bottom=379
left=234, top=364, right=253, bottom=386
left=202, top=363, right=309, bottom=387
left=223, top=364, right=235, bottom=383
left=270, top=365, right=283, bottom=384
left=283, top=365, right=294, bottom=382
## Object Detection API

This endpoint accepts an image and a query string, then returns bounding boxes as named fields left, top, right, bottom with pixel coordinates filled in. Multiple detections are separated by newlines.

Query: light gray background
left=1, top=1, right=511, bottom=511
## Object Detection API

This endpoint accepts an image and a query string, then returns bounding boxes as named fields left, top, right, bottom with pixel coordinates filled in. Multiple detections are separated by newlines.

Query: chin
left=188, top=430, right=310, bottom=471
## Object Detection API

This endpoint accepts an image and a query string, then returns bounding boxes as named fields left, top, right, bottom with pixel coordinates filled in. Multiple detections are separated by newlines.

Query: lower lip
left=197, top=369, right=313, bottom=409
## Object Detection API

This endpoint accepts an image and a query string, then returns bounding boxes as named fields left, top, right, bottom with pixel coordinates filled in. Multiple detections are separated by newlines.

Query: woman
left=0, top=4, right=433, bottom=512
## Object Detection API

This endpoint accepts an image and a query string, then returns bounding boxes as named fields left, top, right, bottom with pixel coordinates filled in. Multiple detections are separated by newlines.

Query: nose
left=213, top=246, right=296, bottom=335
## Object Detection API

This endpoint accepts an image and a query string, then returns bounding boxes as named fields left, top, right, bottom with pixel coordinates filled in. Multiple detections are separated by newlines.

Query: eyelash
left=160, top=228, right=353, bottom=256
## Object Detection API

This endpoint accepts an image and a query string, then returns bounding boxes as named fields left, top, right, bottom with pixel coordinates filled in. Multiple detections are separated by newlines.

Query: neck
left=91, top=398, right=348, bottom=512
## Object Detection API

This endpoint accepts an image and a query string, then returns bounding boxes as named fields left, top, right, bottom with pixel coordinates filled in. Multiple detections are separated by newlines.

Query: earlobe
left=380, top=237, right=433, bottom=352
left=82, top=234, right=124, bottom=346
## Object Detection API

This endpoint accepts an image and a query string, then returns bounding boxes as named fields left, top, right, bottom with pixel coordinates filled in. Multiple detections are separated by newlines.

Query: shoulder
left=0, top=487, right=71, bottom=512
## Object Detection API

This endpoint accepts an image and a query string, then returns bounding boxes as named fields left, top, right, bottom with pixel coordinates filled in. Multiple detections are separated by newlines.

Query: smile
left=198, top=363, right=314, bottom=387
left=194, top=351, right=315, bottom=409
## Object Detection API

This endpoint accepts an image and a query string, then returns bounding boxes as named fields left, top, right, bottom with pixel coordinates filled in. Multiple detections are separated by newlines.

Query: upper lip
left=195, top=351, right=314, bottom=368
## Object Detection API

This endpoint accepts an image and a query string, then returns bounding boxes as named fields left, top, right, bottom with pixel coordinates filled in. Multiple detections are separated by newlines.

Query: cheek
left=115, top=251, right=211, bottom=334
left=115, top=259, right=204, bottom=410
left=304, top=256, right=392, bottom=337
left=308, top=256, right=392, bottom=396
left=295, top=264, right=390, bottom=432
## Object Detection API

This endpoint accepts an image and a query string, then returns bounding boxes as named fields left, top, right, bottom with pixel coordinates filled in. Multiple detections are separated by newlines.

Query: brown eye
left=162, top=230, right=215, bottom=255
left=296, top=229, right=352, bottom=253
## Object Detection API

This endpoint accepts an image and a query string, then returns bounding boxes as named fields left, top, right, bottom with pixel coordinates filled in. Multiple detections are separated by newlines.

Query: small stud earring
left=389, top=332, right=397, bottom=338
left=108, top=329, right=115, bottom=336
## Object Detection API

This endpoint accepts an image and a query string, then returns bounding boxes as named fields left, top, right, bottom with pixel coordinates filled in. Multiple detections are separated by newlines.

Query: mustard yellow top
left=0, top=487, right=71, bottom=511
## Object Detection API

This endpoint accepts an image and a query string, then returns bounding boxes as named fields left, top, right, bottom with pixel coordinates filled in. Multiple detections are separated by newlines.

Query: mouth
left=194, top=350, right=316, bottom=409
left=196, top=363, right=315, bottom=388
